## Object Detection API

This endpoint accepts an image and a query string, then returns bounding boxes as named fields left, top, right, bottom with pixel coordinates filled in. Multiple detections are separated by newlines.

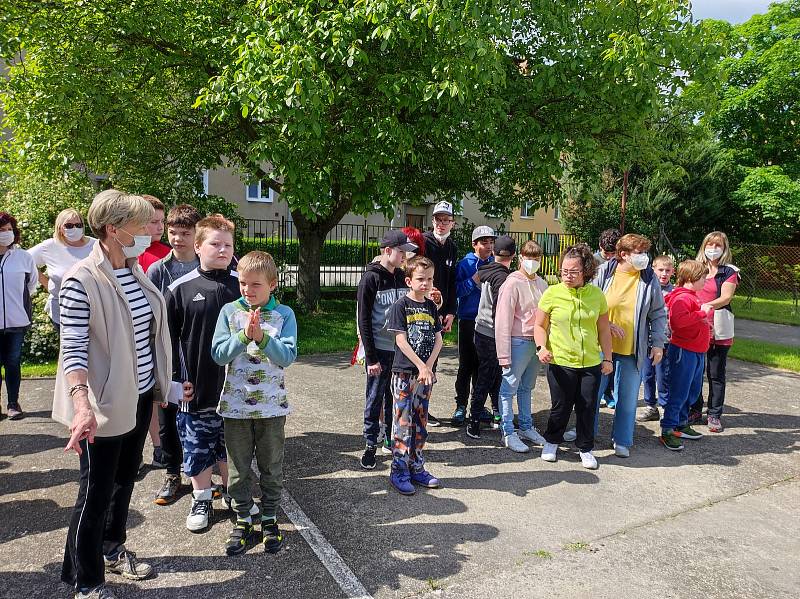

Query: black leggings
left=690, top=344, right=730, bottom=418
left=544, top=364, right=601, bottom=452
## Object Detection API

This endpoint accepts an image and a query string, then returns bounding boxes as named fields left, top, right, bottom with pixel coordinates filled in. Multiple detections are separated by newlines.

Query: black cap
left=493, top=235, right=516, bottom=257
left=380, top=230, right=418, bottom=252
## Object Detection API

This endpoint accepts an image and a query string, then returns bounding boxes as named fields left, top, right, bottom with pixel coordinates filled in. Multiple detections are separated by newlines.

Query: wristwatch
left=536, top=345, right=542, bottom=351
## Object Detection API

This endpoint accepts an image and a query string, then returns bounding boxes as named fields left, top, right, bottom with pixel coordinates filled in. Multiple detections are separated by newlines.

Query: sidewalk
left=735, top=318, right=800, bottom=347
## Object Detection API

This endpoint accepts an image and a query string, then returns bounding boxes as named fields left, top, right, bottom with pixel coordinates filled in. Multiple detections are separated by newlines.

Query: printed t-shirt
left=537, top=282, right=608, bottom=369
left=387, top=295, right=441, bottom=374
left=605, top=268, right=638, bottom=356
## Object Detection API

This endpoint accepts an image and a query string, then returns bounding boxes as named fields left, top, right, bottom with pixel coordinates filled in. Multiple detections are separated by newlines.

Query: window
left=520, top=202, right=533, bottom=218
left=246, top=179, right=275, bottom=203
left=200, top=170, right=209, bottom=195
left=406, top=214, right=424, bottom=230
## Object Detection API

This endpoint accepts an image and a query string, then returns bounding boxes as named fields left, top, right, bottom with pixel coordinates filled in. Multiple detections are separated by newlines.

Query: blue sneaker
left=479, top=407, right=493, bottom=423
left=410, top=468, right=441, bottom=488
left=451, top=407, right=466, bottom=426
left=390, top=465, right=415, bottom=495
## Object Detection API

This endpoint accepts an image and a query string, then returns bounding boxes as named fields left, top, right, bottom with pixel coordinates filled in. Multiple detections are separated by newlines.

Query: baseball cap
left=471, top=225, right=497, bottom=242
left=493, top=235, right=516, bottom=257
left=380, top=230, right=418, bottom=252
left=432, top=201, right=453, bottom=216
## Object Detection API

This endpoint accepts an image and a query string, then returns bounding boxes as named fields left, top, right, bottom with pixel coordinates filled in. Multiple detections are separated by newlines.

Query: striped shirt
left=60, top=268, right=155, bottom=394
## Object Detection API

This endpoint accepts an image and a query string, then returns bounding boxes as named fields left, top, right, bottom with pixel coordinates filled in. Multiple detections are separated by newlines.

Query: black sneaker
left=262, top=517, right=284, bottom=553
left=478, top=407, right=493, bottom=423
left=225, top=519, right=255, bottom=556
left=466, top=419, right=481, bottom=439
left=427, top=414, right=441, bottom=427
left=151, top=447, right=166, bottom=469
left=360, top=445, right=377, bottom=470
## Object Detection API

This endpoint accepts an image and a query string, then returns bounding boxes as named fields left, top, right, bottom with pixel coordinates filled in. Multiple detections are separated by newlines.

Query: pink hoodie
left=495, top=270, right=548, bottom=364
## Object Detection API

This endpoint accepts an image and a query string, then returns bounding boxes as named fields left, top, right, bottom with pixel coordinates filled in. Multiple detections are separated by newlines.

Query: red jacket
left=665, top=287, right=711, bottom=353
left=138, top=241, right=171, bottom=273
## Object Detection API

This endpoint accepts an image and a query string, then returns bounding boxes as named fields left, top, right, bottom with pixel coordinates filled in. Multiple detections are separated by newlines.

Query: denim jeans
left=661, top=344, right=704, bottom=431
left=0, top=330, right=25, bottom=407
left=498, top=338, right=540, bottom=437
left=640, top=345, right=670, bottom=408
left=595, top=353, right=641, bottom=448
left=363, top=348, right=395, bottom=447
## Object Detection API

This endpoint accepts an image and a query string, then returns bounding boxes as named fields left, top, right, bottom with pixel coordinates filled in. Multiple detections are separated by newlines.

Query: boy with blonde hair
left=212, top=251, right=297, bottom=555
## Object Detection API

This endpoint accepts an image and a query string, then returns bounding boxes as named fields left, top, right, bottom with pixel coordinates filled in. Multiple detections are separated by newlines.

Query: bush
left=238, top=236, right=380, bottom=266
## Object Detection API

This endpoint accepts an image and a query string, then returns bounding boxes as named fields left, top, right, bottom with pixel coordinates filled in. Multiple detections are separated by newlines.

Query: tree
left=1, top=0, right=718, bottom=309
left=732, top=166, right=800, bottom=244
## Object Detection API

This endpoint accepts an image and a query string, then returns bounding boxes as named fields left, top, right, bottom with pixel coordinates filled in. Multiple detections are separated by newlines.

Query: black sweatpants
left=158, top=402, right=182, bottom=475
left=543, top=364, right=601, bottom=452
left=469, top=331, right=502, bottom=421
left=454, top=319, right=478, bottom=408
left=690, top=344, right=730, bottom=418
left=62, top=390, right=153, bottom=591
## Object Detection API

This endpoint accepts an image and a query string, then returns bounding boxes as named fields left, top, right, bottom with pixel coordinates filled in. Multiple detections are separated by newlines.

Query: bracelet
left=602, top=359, right=612, bottom=364
left=68, top=383, right=89, bottom=397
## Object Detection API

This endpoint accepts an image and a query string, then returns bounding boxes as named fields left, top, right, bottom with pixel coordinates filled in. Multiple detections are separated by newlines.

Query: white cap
left=432, top=201, right=453, bottom=216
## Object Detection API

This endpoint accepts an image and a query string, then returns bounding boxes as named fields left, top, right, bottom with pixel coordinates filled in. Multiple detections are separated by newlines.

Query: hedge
left=238, top=236, right=381, bottom=266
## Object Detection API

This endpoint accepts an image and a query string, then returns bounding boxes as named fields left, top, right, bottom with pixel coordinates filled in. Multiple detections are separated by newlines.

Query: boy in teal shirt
left=211, top=251, right=297, bottom=556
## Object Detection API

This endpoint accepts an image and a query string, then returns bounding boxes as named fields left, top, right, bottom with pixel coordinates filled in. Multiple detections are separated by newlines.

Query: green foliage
left=238, top=236, right=379, bottom=266
left=731, top=166, right=800, bottom=244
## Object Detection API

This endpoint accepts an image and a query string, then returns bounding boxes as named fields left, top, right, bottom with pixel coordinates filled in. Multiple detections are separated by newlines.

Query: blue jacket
left=593, top=259, right=667, bottom=372
left=455, top=252, right=493, bottom=320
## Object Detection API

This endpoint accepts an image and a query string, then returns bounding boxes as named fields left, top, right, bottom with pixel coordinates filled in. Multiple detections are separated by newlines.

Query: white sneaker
left=518, top=428, right=546, bottom=445
left=580, top=451, right=598, bottom=469
left=186, top=489, right=213, bottom=532
left=541, top=442, right=558, bottom=462
left=503, top=433, right=530, bottom=453
left=562, top=428, right=577, bottom=442
left=613, top=443, right=630, bottom=458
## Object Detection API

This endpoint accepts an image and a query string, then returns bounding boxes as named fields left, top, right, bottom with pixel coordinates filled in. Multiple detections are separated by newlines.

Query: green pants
left=223, top=417, right=286, bottom=520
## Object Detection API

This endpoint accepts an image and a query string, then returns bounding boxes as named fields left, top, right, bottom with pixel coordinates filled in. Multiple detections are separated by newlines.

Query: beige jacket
left=52, top=242, right=172, bottom=437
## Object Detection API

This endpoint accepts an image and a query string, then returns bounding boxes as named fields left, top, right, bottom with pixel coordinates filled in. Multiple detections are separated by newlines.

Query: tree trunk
left=295, top=223, right=326, bottom=312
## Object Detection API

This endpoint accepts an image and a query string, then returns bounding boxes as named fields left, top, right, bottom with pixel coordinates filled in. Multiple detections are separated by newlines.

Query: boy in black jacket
left=356, top=230, right=416, bottom=470
left=166, top=215, right=240, bottom=533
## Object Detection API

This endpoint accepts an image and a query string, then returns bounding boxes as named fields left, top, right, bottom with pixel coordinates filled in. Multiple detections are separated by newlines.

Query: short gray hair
left=87, top=189, right=154, bottom=240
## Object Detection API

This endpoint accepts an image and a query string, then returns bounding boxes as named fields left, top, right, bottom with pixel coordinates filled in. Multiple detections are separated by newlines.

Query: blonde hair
left=520, top=240, right=543, bottom=258
left=652, top=254, right=674, bottom=268
left=696, top=231, right=733, bottom=266
left=195, top=214, right=235, bottom=246
left=616, top=233, right=651, bottom=254
left=87, top=189, right=154, bottom=240
left=676, top=259, right=709, bottom=285
left=237, top=251, right=278, bottom=283
left=54, top=208, right=84, bottom=244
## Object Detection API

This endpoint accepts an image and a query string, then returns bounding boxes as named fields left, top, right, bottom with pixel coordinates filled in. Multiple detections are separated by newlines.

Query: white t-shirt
left=28, top=237, right=96, bottom=324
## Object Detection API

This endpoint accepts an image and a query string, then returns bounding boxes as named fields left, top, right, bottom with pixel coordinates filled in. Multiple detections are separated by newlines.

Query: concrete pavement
left=1, top=348, right=799, bottom=598
left=735, top=318, right=800, bottom=347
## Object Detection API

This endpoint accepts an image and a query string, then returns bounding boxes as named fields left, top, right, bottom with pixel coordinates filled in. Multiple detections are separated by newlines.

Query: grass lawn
left=729, top=338, right=800, bottom=373
left=731, top=289, right=800, bottom=326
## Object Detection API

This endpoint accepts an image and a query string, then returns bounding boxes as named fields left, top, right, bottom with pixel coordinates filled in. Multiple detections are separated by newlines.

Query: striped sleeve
left=59, top=278, right=91, bottom=374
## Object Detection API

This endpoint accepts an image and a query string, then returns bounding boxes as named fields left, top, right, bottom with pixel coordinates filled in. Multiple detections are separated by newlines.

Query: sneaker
left=451, top=406, right=466, bottom=426
left=687, top=409, right=704, bottom=425
left=262, top=517, right=284, bottom=553
left=637, top=405, right=661, bottom=422
left=7, top=403, right=23, bottom=420
left=225, top=519, right=255, bottom=556
left=427, top=414, right=442, bottom=427
left=479, top=407, right=493, bottom=423
left=186, top=489, right=214, bottom=532
left=376, top=424, right=386, bottom=446
left=607, top=399, right=617, bottom=409
left=154, top=474, right=181, bottom=506
left=707, top=416, right=724, bottom=433
left=674, top=425, right=703, bottom=440
left=613, top=443, right=630, bottom=458
left=410, top=468, right=441, bottom=488
left=360, top=445, right=377, bottom=469
left=491, top=410, right=501, bottom=429
left=579, top=451, right=599, bottom=470
left=541, top=442, right=558, bottom=462
left=503, top=433, right=530, bottom=453
left=562, top=428, right=577, bottom=442
left=151, top=447, right=166, bottom=469
left=660, top=430, right=684, bottom=451
left=381, top=437, right=393, bottom=455
left=518, top=428, right=546, bottom=445
left=389, top=465, right=416, bottom=495
left=75, top=585, right=117, bottom=599
left=466, top=419, right=481, bottom=439
left=104, top=547, right=153, bottom=580
left=599, top=397, right=607, bottom=407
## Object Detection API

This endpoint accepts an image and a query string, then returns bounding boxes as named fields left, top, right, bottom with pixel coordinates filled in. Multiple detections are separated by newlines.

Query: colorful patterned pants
left=391, top=372, right=432, bottom=470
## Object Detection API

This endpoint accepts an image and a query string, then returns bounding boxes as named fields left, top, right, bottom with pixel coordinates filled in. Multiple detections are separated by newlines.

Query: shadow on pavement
left=0, top=433, right=65, bottom=458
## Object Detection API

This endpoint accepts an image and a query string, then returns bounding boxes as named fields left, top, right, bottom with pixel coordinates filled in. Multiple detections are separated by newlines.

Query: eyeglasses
left=434, top=217, right=453, bottom=224
left=560, top=269, right=582, bottom=277
left=63, top=223, right=84, bottom=230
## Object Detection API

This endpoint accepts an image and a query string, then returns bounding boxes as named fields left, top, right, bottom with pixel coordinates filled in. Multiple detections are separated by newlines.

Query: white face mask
left=628, top=253, right=649, bottom=271
left=705, top=247, right=723, bottom=261
left=116, top=229, right=151, bottom=259
left=64, top=227, right=84, bottom=242
left=521, top=259, right=540, bottom=275
left=433, top=231, right=450, bottom=242
left=0, top=231, right=15, bottom=247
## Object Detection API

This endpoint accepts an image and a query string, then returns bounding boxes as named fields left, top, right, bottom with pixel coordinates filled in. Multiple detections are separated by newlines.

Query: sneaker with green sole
left=674, top=425, right=703, bottom=440
left=659, top=431, right=684, bottom=451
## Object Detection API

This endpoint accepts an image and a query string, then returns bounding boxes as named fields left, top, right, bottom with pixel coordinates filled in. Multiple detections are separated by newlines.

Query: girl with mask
left=687, top=231, right=739, bottom=432
left=29, top=208, right=96, bottom=331
left=592, top=234, right=667, bottom=458
left=494, top=240, right=549, bottom=452
left=0, top=212, right=38, bottom=420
